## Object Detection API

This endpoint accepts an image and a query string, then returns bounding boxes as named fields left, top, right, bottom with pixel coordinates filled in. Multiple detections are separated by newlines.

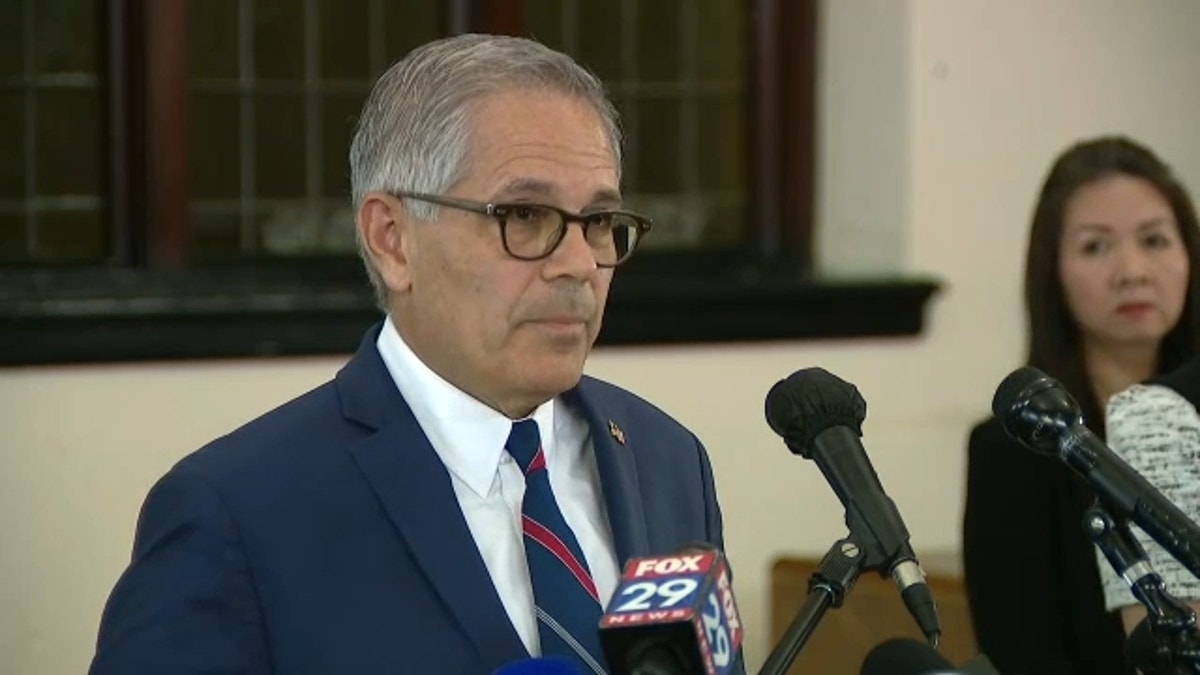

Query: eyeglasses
left=391, top=191, right=654, bottom=267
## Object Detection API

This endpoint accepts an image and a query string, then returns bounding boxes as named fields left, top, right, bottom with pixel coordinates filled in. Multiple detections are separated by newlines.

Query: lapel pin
left=608, top=420, right=626, bottom=445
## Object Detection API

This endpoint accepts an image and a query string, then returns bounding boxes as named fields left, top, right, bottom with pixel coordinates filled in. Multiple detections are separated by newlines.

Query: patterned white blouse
left=1098, top=384, right=1200, bottom=610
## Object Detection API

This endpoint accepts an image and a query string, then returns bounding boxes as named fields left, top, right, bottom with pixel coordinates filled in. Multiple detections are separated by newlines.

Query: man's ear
left=356, top=192, right=414, bottom=293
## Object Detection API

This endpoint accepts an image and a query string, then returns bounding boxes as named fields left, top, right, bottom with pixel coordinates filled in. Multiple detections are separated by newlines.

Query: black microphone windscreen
left=990, top=366, right=1086, bottom=455
left=991, top=365, right=1050, bottom=418
left=861, top=637, right=955, bottom=675
left=764, top=367, right=867, bottom=455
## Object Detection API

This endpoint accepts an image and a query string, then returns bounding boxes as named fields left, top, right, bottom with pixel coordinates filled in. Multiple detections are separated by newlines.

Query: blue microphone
left=492, top=656, right=582, bottom=675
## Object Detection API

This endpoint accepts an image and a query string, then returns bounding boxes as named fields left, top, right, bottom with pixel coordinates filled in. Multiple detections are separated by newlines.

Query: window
left=187, top=0, right=752, bottom=258
left=526, top=1, right=748, bottom=251
left=1, top=0, right=106, bottom=263
left=186, top=0, right=442, bottom=261
left=0, top=0, right=937, bottom=365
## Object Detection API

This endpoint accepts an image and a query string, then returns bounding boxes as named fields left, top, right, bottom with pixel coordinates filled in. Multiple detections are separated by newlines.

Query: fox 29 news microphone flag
left=598, top=547, right=744, bottom=675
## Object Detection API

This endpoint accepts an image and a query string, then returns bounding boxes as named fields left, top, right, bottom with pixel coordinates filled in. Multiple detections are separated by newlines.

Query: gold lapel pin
left=608, top=420, right=626, bottom=445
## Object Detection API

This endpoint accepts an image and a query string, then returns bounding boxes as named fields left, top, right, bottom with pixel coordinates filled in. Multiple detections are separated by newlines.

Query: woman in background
left=962, top=136, right=1200, bottom=675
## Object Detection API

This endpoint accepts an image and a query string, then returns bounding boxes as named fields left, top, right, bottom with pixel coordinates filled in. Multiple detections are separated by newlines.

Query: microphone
left=764, top=368, right=942, bottom=645
left=598, top=545, right=744, bottom=675
left=1126, top=618, right=1170, bottom=673
left=861, top=638, right=958, bottom=675
left=992, top=366, right=1200, bottom=578
left=861, top=638, right=1000, bottom=675
left=493, top=657, right=582, bottom=674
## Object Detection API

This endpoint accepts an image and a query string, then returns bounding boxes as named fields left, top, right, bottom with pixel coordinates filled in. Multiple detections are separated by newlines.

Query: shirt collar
left=375, top=316, right=557, bottom=497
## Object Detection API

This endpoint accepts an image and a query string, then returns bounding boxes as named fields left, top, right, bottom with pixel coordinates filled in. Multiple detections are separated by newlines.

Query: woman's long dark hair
left=1024, top=136, right=1200, bottom=435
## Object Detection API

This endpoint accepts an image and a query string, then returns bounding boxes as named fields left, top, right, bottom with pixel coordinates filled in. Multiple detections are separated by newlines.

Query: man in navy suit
left=91, top=33, right=736, bottom=674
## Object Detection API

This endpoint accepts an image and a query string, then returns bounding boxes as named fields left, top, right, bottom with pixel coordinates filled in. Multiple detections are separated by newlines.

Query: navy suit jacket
left=91, top=325, right=733, bottom=674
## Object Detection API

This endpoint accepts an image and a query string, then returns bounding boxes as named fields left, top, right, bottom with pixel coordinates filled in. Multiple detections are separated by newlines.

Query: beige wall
left=5, top=1, right=1200, bottom=672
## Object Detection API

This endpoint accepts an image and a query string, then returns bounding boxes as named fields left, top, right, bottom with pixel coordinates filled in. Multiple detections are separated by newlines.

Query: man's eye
left=585, top=213, right=614, bottom=229
left=512, top=205, right=549, bottom=221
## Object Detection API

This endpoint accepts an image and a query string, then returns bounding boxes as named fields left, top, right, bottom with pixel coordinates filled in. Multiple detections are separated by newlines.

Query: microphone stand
left=758, top=535, right=865, bottom=675
left=1085, top=504, right=1200, bottom=674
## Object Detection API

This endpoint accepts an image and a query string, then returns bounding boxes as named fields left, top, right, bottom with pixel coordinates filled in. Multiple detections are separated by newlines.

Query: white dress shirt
left=375, top=317, right=619, bottom=655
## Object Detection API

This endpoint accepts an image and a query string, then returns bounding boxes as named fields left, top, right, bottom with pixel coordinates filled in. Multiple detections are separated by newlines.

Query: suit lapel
left=567, top=381, right=651, bottom=567
left=336, top=326, right=527, bottom=668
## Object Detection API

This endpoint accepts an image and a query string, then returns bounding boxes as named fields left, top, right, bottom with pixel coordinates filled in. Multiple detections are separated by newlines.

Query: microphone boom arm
left=758, top=534, right=866, bottom=675
left=1062, top=425, right=1200, bottom=581
left=1086, top=503, right=1200, bottom=675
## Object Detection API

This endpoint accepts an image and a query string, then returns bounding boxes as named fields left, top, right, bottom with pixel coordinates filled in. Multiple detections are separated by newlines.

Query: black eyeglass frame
left=391, top=191, right=654, bottom=267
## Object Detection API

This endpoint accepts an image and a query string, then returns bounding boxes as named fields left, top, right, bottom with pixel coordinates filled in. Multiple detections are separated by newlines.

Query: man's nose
left=543, top=223, right=598, bottom=279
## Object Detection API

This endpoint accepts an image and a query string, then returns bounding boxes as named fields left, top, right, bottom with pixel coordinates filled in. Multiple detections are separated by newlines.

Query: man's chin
left=522, top=362, right=586, bottom=397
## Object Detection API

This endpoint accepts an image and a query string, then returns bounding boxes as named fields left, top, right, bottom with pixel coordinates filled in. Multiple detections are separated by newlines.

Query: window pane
left=697, top=0, right=744, bottom=82
left=181, top=1, right=758, bottom=261
left=35, top=209, right=104, bottom=260
left=704, top=199, right=743, bottom=247
left=0, top=212, right=27, bottom=260
left=36, top=89, right=100, bottom=195
left=322, top=93, right=364, bottom=200
left=185, top=0, right=442, bottom=261
left=539, top=0, right=747, bottom=251
left=34, top=0, right=97, bottom=74
left=0, top=0, right=103, bottom=263
left=637, top=0, right=681, bottom=82
left=383, top=3, right=442, bottom=68
left=191, top=0, right=239, bottom=80
left=632, top=98, right=681, bottom=194
left=320, top=0, right=370, bottom=80
left=0, top=92, right=25, bottom=199
left=192, top=206, right=242, bottom=260
left=256, top=94, right=306, bottom=199
left=260, top=201, right=355, bottom=256
left=191, top=93, right=242, bottom=200
left=0, top=1, right=24, bottom=78
left=255, top=0, right=304, bottom=81
left=575, top=1, right=623, bottom=82
left=698, top=94, right=744, bottom=194
left=523, top=2, right=564, bottom=52
left=259, top=204, right=305, bottom=255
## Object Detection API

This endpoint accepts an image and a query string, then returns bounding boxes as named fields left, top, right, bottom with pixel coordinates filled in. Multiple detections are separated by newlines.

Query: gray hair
left=349, top=33, right=623, bottom=308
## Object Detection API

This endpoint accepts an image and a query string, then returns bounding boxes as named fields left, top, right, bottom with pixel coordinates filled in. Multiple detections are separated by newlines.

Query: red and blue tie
left=506, top=420, right=607, bottom=674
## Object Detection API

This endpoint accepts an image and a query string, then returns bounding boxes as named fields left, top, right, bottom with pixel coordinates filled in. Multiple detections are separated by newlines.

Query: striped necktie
left=506, top=419, right=607, bottom=674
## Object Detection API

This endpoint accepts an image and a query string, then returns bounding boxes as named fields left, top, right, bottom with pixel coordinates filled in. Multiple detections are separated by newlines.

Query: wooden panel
left=144, top=0, right=190, bottom=266
left=747, top=0, right=817, bottom=265
left=768, top=554, right=977, bottom=673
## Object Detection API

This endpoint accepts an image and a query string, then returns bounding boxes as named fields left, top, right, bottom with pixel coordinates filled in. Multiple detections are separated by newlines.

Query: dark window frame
left=0, top=0, right=941, bottom=367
